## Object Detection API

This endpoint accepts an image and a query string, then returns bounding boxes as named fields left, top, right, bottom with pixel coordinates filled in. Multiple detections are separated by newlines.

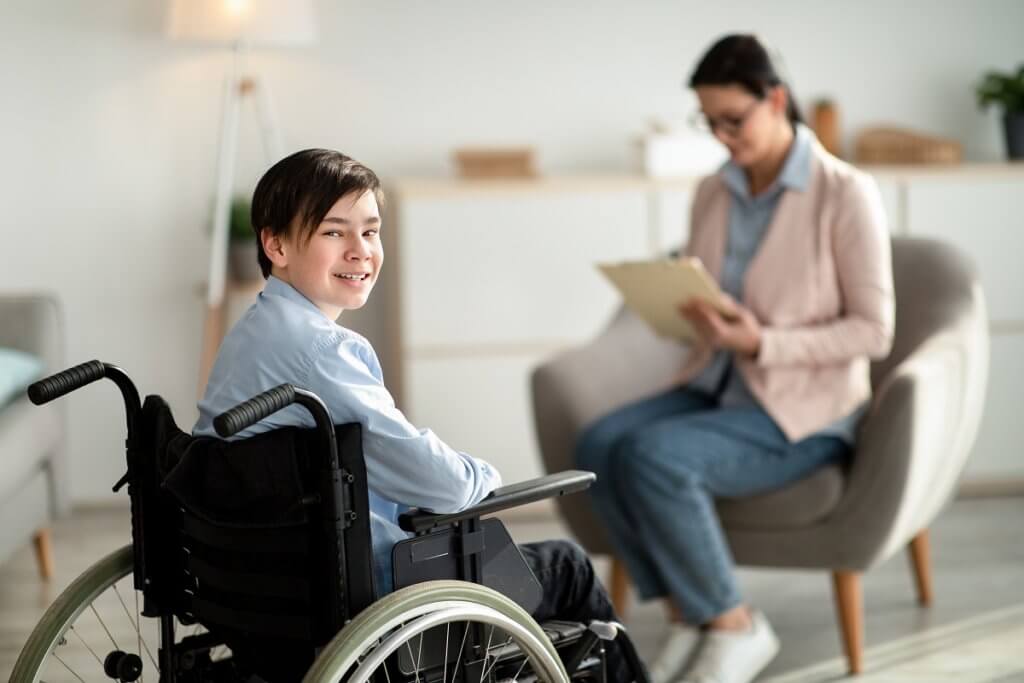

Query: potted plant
left=228, top=196, right=262, bottom=282
left=976, top=65, right=1024, bottom=160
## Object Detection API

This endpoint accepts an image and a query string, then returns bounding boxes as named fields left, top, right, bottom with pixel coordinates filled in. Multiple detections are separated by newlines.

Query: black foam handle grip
left=27, top=360, right=106, bottom=405
left=213, top=383, right=296, bottom=438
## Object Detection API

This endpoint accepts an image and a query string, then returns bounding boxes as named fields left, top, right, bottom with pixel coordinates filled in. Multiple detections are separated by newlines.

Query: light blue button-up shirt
left=194, top=276, right=503, bottom=591
left=689, top=124, right=863, bottom=443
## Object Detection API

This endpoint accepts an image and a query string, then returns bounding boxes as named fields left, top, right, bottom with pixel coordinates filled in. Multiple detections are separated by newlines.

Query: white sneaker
left=649, top=622, right=702, bottom=683
left=678, top=611, right=779, bottom=683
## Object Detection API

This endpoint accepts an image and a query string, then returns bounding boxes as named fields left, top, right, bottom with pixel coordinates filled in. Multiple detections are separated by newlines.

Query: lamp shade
left=167, top=0, right=316, bottom=47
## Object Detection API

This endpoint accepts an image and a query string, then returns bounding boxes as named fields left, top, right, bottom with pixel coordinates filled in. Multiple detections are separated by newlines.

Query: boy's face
left=262, top=190, right=383, bottom=319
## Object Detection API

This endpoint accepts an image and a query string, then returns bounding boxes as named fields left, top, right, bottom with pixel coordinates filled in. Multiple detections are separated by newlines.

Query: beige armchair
left=530, top=237, right=988, bottom=674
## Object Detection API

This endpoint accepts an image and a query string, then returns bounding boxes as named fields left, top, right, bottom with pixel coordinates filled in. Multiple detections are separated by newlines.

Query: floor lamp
left=166, top=0, right=316, bottom=395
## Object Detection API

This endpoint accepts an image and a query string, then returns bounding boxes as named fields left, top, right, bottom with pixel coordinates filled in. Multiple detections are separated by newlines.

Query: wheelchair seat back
left=136, top=396, right=376, bottom=679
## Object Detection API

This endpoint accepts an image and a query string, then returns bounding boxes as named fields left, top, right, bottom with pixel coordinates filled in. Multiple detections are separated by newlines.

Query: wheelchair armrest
left=398, top=470, right=595, bottom=533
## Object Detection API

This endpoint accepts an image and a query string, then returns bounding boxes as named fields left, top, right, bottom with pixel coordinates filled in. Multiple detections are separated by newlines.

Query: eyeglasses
left=690, top=99, right=764, bottom=137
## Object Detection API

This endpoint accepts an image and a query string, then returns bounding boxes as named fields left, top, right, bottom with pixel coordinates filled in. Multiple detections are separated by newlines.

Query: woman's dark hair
left=688, top=34, right=803, bottom=127
left=251, top=148, right=385, bottom=279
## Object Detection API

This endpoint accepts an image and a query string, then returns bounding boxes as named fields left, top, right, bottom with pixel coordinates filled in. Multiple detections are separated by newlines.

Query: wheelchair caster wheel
left=104, top=650, right=143, bottom=682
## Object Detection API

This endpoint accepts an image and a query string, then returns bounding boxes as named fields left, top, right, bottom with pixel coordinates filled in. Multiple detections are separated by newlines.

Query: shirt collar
left=261, top=275, right=327, bottom=318
left=720, top=122, right=813, bottom=199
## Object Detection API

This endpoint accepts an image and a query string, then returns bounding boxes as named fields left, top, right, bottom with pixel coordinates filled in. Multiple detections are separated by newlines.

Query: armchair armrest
left=829, top=323, right=988, bottom=566
left=398, top=470, right=595, bottom=533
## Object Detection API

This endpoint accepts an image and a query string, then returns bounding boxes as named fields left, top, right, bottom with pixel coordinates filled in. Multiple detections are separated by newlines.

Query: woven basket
left=854, top=127, right=962, bottom=165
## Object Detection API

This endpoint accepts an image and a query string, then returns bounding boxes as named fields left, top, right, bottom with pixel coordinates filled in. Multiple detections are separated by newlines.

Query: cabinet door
left=872, top=177, right=904, bottom=235
left=651, top=187, right=693, bottom=256
left=403, top=353, right=549, bottom=484
left=905, top=179, right=1024, bottom=323
left=964, top=332, right=1024, bottom=481
left=398, top=191, right=649, bottom=348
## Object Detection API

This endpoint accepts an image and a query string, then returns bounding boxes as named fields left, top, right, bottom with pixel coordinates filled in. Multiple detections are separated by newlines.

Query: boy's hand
left=679, top=294, right=762, bottom=357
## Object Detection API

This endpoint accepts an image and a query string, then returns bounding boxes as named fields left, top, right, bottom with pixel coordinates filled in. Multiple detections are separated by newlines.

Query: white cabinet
left=389, top=166, right=1024, bottom=488
left=866, top=165, right=1024, bottom=486
left=650, top=184, right=694, bottom=255
left=388, top=179, right=664, bottom=483
left=404, top=353, right=549, bottom=481
left=871, top=178, right=904, bottom=234
left=964, top=333, right=1024, bottom=480
left=902, top=178, right=1023, bottom=322
left=399, top=190, right=650, bottom=349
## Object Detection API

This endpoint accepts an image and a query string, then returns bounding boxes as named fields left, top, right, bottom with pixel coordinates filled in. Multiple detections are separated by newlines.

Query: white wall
left=1, top=0, right=1020, bottom=502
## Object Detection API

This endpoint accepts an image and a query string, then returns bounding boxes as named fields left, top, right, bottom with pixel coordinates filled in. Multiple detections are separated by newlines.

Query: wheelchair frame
left=11, top=361, right=642, bottom=683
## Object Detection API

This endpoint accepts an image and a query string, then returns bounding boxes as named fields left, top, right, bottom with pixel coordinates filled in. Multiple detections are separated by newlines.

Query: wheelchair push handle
left=212, top=383, right=297, bottom=438
left=213, top=384, right=339, bottom=469
left=28, top=360, right=107, bottom=405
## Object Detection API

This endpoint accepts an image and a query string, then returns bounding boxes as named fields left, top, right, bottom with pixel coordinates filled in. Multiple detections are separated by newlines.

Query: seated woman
left=575, top=34, right=894, bottom=683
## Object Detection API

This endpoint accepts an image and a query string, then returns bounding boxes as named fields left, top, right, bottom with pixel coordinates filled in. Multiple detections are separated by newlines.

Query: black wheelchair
left=11, top=361, right=647, bottom=682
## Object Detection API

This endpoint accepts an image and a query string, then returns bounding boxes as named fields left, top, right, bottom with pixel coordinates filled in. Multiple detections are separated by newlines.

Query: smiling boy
left=193, top=149, right=639, bottom=680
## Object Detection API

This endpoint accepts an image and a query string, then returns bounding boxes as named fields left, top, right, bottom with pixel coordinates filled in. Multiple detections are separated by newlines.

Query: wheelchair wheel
left=10, top=545, right=224, bottom=683
left=304, top=579, right=570, bottom=683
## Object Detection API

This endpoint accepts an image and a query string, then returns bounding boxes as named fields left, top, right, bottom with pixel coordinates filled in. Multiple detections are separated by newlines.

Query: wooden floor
left=2, top=496, right=1023, bottom=681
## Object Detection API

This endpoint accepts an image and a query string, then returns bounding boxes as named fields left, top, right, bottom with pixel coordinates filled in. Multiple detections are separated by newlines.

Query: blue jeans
left=575, top=387, right=848, bottom=624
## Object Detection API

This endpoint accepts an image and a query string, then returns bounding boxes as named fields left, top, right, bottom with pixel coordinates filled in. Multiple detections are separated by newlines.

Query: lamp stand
left=198, top=53, right=283, bottom=397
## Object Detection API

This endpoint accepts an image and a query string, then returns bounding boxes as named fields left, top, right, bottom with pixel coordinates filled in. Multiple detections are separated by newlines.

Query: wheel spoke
left=53, top=652, right=87, bottom=683
left=68, top=624, right=105, bottom=668
left=477, top=624, right=495, bottom=683
left=89, top=602, right=120, bottom=651
left=114, top=582, right=158, bottom=672
left=443, top=622, right=450, bottom=683
left=450, top=620, right=471, bottom=683
left=133, top=584, right=146, bottom=683
left=480, top=635, right=513, bottom=681
left=510, top=655, right=530, bottom=682
left=404, top=638, right=421, bottom=683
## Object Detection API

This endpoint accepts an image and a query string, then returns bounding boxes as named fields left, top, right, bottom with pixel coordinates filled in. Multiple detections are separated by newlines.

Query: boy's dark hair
left=251, top=148, right=384, bottom=279
left=688, top=34, right=803, bottom=128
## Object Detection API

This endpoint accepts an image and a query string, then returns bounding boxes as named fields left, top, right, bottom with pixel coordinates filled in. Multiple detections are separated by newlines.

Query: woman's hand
left=680, top=294, right=762, bottom=357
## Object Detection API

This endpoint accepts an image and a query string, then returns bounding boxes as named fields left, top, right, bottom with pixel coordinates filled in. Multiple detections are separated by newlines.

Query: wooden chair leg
left=609, top=557, right=630, bottom=618
left=33, top=528, right=55, bottom=581
left=831, top=570, right=864, bottom=675
left=908, top=529, right=934, bottom=606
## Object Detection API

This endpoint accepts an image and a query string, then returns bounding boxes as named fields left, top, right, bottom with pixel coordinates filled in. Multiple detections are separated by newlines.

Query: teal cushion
left=0, top=347, right=45, bottom=408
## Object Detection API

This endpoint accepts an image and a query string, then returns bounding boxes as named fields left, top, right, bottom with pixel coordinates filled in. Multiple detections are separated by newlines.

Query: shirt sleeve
left=305, top=334, right=503, bottom=513
left=757, top=172, right=896, bottom=367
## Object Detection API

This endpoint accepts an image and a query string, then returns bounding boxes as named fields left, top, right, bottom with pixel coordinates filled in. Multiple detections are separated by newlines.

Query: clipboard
left=597, top=257, right=731, bottom=341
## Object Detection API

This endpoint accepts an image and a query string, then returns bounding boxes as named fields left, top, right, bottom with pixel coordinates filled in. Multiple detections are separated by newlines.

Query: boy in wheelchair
left=191, top=149, right=646, bottom=682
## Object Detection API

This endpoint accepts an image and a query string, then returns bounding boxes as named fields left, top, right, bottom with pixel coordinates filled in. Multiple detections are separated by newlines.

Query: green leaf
left=974, top=66, right=1024, bottom=113
left=229, top=197, right=254, bottom=242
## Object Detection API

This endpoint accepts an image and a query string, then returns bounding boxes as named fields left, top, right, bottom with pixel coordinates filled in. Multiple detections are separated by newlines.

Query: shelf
left=390, top=162, right=1024, bottom=198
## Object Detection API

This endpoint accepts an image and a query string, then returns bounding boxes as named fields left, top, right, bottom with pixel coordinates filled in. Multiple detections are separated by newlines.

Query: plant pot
left=1004, top=111, right=1024, bottom=160
left=228, top=241, right=262, bottom=283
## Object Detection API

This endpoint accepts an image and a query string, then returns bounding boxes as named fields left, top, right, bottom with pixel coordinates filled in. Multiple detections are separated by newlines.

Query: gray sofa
left=0, top=294, right=68, bottom=577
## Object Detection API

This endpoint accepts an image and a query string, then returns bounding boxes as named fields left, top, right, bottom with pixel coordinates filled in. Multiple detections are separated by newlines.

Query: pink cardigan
left=680, top=141, right=895, bottom=441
